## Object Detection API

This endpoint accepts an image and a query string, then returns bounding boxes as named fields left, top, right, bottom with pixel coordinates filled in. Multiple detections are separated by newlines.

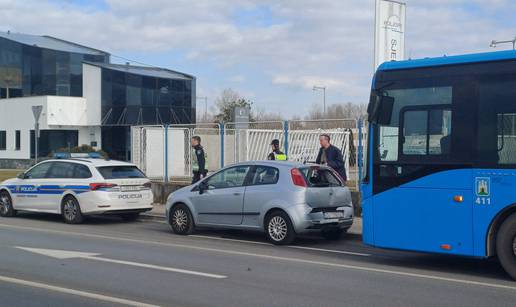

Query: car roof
left=42, top=158, right=136, bottom=168
left=225, top=160, right=322, bottom=169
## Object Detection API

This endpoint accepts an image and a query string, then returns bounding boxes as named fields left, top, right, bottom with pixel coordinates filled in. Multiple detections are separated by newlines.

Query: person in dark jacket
left=191, top=136, right=207, bottom=184
left=315, top=134, right=347, bottom=182
left=267, top=139, right=287, bottom=161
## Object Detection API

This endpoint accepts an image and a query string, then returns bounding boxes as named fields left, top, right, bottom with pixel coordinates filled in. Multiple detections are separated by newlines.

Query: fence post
left=219, top=122, right=225, bottom=168
left=164, top=124, right=169, bottom=184
left=357, top=119, right=363, bottom=190
left=283, top=120, right=289, bottom=157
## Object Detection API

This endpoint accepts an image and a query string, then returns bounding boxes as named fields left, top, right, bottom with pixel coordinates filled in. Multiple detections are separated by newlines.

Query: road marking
left=287, top=245, right=371, bottom=257
left=191, top=234, right=370, bottom=256
left=16, top=246, right=227, bottom=279
left=0, top=274, right=159, bottom=307
left=2, top=223, right=516, bottom=291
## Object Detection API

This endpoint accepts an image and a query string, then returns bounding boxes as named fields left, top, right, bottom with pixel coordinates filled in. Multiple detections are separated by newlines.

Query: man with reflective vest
left=191, top=136, right=208, bottom=184
left=267, top=139, right=287, bottom=161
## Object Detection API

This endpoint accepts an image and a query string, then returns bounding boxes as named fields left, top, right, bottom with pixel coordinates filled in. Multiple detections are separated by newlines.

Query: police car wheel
left=0, top=191, right=16, bottom=217
left=265, top=210, right=296, bottom=245
left=496, top=214, right=516, bottom=280
left=61, top=196, right=84, bottom=224
left=170, top=204, right=194, bottom=235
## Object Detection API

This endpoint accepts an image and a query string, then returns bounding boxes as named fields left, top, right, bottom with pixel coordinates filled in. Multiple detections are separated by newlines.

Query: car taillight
left=291, top=168, right=307, bottom=187
left=89, top=183, right=117, bottom=191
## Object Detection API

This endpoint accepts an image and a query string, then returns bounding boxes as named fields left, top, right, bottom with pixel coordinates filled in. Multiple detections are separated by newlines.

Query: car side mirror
left=17, top=172, right=27, bottom=179
left=198, top=181, right=208, bottom=195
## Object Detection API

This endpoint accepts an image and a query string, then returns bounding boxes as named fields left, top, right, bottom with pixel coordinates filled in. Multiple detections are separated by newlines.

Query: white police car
left=0, top=153, right=153, bottom=224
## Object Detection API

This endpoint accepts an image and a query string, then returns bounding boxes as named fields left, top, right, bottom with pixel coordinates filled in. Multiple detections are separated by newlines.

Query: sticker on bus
left=475, top=177, right=490, bottom=197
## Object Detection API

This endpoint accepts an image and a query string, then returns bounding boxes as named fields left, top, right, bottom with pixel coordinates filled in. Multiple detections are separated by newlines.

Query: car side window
left=206, top=166, right=250, bottom=189
left=73, top=164, right=92, bottom=179
left=47, top=162, right=75, bottom=179
left=25, top=162, right=53, bottom=179
left=250, top=166, right=279, bottom=185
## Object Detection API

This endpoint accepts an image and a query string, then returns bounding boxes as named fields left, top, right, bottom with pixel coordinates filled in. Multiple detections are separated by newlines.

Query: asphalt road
left=0, top=213, right=515, bottom=307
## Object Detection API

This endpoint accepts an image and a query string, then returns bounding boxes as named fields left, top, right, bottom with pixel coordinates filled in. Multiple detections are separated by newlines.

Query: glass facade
left=100, top=66, right=195, bottom=160
left=30, top=130, right=79, bottom=158
left=0, top=37, right=108, bottom=98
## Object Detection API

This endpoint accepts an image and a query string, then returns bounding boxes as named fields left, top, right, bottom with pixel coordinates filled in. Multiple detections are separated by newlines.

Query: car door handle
left=233, top=192, right=242, bottom=196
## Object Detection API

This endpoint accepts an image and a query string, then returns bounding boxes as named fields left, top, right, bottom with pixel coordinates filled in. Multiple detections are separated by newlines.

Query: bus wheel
left=496, top=214, right=516, bottom=280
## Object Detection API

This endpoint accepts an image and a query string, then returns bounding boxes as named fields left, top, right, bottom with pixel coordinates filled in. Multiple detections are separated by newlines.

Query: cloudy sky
left=0, top=0, right=515, bottom=117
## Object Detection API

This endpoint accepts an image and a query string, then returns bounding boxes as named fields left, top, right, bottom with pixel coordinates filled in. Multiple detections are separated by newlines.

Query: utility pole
left=313, top=86, right=326, bottom=118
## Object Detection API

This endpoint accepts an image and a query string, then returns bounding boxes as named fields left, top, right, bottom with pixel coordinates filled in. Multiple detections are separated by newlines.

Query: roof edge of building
left=42, top=35, right=110, bottom=56
left=83, top=61, right=196, bottom=80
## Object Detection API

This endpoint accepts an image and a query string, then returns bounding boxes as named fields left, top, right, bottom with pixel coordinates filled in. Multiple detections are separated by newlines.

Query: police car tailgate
left=105, top=179, right=153, bottom=203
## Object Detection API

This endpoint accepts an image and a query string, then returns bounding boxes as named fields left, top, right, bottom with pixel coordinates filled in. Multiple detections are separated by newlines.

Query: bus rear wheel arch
left=496, top=213, right=516, bottom=280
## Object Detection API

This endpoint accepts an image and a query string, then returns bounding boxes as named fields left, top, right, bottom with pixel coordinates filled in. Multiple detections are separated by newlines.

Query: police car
left=0, top=153, right=153, bottom=224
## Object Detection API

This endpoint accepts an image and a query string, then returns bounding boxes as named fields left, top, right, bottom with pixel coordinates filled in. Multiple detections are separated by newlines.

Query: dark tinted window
left=0, top=131, right=5, bottom=150
left=97, top=166, right=146, bottom=179
left=250, top=166, right=279, bottom=185
left=477, top=74, right=516, bottom=165
left=401, top=108, right=452, bottom=156
left=15, top=130, right=20, bottom=150
left=73, top=164, right=92, bottom=179
left=300, top=167, right=343, bottom=187
left=47, top=162, right=75, bottom=179
left=25, top=162, right=53, bottom=179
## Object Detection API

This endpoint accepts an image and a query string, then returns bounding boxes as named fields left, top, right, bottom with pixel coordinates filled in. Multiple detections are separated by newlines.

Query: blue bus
left=362, top=50, right=516, bottom=279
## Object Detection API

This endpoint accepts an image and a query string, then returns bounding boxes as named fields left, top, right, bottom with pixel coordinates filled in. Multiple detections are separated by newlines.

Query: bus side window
left=401, top=108, right=451, bottom=157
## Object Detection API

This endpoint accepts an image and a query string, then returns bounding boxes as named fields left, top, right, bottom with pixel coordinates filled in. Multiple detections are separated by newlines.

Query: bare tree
left=213, top=88, right=253, bottom=122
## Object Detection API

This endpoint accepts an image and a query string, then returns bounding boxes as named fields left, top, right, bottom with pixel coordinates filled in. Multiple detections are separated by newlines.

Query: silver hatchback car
left=166, top=161, right=353, bottom=245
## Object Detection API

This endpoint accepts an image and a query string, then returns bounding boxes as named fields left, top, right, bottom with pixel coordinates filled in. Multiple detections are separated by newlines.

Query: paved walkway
left=142, top=204, right=363, bottom=235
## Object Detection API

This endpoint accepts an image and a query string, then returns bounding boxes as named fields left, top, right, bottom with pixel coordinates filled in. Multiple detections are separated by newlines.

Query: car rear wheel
left=170, top=204, right=194, bottom=235
left=120, top=213, right=140, bottom=222
left=265, top=210, right=296, bottom=245
left=61, top=196, right=84, bottom=224
left=0, top=191, right=16, bottom=217
left=321, top=228, right=345, bottom=241
left=496, top=214, right=516, bottom=280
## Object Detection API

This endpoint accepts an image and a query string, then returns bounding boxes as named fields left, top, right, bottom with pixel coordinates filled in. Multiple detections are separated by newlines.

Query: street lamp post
left=313, top=86, right=326, bottom=117
left=490, top=38, right=516, bottom=50
left=196, top=96, right=208, bottom=122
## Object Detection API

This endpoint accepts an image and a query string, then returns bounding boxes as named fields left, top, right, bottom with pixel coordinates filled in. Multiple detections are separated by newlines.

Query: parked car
left=0, top=154, right=153, bottom=224
left=166, top=161, right=353, bottom=244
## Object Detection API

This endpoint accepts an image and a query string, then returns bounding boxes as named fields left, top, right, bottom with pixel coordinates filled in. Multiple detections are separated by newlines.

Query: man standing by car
left=267, top=139, right=287, bottom=161
left=316, top=134, right=347, bottom=182
left=191, top=136, right=207, bottom=184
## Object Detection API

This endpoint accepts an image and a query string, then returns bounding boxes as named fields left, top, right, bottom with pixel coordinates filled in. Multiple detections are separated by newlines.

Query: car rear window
left=97, top=166, right=146, bottom=179
left=300, top=167, right=343, bottom=187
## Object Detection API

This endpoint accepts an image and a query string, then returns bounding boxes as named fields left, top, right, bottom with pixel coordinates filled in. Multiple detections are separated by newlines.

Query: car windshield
left=300, top=166, right=343, bottom=187
left=97, top=166, right=146, bottom=179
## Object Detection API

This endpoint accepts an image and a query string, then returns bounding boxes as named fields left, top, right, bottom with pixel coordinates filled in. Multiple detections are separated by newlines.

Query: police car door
left=15, top=162, right=54, bottom=211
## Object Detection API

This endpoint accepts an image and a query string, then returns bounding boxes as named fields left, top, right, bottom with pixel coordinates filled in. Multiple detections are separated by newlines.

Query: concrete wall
left=0, top=96, right=100, bottom=161
left=82, top=63, right=102, bottom=126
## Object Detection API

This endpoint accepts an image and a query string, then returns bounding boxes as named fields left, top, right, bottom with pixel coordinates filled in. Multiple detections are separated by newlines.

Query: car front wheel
left=0, top=191, right=16, bottom=217
left=169, top=204, right=194, bottom=235
left=265, top=210, right=296, bottom=245
left=496, top=214, right=516, bottom=280
left=61, top=196, right=84, bottom=224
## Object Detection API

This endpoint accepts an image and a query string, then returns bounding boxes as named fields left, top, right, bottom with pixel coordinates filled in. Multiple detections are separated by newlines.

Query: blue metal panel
left=379, top=50, right=516, bottom=71
left=372, top=169, right=474, bottom=256
left=361, top=124, right=375, bottom=245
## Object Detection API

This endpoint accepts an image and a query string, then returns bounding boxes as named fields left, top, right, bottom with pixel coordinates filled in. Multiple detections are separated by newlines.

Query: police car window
left=97, top=166, right=146, bottom=179
left=250, top=166, right=279, bottom=185
left=73, top=164, right=92, bottom=179
left=206, top=166, right=250, bottom=189
left=25, top=163, right=53, bottom=179
left=47, top=162, right=76, bottom=179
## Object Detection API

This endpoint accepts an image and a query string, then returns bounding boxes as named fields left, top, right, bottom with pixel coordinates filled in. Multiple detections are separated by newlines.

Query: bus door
left=372, top=105, right=474, bottom=255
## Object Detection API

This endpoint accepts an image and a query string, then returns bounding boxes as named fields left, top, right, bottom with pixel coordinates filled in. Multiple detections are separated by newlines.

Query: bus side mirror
left=368, top=95, right=394, bottom=125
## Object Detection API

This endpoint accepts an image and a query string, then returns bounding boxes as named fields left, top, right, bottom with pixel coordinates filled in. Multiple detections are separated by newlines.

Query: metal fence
left=131, top=119, right=366, bottom=189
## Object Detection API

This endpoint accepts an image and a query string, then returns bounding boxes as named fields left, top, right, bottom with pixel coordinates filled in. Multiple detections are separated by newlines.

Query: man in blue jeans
left=315, top=134, right=347, bottom=182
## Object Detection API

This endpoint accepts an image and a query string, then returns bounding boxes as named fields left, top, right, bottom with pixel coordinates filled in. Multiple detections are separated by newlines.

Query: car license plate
left=324, top=211, right=344, bottom=219
left=121, top=186, right=140, bottom=192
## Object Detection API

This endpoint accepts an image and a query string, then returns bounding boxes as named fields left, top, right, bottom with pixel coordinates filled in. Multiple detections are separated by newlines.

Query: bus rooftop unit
left=363, top=49, right=516, bottom=279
